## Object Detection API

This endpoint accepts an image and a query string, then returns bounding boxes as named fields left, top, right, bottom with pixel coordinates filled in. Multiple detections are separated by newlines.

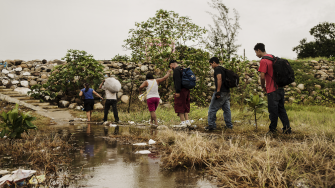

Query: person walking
left=79, top=83, right=103, bottom=122
left=99, top=79, right=119, bottom=123
left=169, top=60, right=192, bottom=127
left=138, top=70, right=172, bottom=126
left=206, top=57, right=233, bottom=131
left=254, top=43, right=291, bottom=134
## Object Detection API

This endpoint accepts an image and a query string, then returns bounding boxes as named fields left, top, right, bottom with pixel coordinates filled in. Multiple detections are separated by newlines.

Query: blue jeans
left=207, top=92, right=233, bottom=129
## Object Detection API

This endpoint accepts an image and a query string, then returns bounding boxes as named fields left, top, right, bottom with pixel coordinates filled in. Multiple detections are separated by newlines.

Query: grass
left=70, top=101, right=335, bottom=187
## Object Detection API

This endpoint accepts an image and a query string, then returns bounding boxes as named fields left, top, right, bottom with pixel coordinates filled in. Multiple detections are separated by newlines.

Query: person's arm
left=79, top=90, right=83, bottom=96
left=260, top=72, right=266, bottom=93
left=138, top=81, right=148, bottom=95
left=156, top=69, right=173, bottom=84
left=174, top=68, right=182, bottom=97
left=93, top=90, right=103, bottom=99
left=99, top=79, right=105, bottom=89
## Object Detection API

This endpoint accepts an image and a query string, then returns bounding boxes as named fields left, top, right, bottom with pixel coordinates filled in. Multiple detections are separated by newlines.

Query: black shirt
left=173, top=66, right=183, bottom=93
left=214, top=66, right=229, bottom=92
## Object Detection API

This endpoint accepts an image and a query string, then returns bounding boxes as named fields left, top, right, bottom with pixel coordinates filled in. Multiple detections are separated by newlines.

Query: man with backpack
left=206, top=57, right=233, bottom=131
left=169, top=60, right=192, bottom=127
left=254, top=43, right=292, bottom=134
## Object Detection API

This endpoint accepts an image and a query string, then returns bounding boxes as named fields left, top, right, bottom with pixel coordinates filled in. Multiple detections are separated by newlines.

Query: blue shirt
left=81, top=88, right=94, bottom=99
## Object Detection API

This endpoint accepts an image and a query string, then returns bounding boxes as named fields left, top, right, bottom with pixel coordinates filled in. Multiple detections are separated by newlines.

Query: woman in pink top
left=139, top=69, right=172, bottom=126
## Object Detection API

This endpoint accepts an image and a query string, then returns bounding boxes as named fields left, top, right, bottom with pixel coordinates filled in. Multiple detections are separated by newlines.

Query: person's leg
left=179, top=113, right=185, bottom=121
left=86, top=110, right=91, bottom=121
left=103, top=100, right=111, bottom=122
left=207, top=92, right=224, bottom=129
left=184, top=113, right=189, bottom=120
left=267, top=91, right=280, bottom=132
left=221, top=92, right=233, bottom=128
left=277, top=89, right=290, bottom=132
left=150, top=111, right=158, bottom=125
left=111, top=100, right=119, bottom=122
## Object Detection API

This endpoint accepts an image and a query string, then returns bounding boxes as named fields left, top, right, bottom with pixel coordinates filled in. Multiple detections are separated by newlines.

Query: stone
left=310, top=60, right=318, bottom=64
left=121, top=95, right=130, bottom=104
left=2, top=69, right=9, bottom=74
left=41, top=74, right=48, bottom=79
left=20, top=81, right=29, bottom=87
left=14, top=88, right=31, bottom=95
left=68, top=103, right=78, bottom=109
left=117, top=92, right=123, bottom=99
left=11, top=80, right=19, bottom=84
left=93, top=102, right=104, bottom=110
left=310, top=91, right=317, bottom=96
left=59, top=100, right=70, bottom=108
left=7, top=74, right=14, bottom=78
left=29, top=80, right=37, bottom=86
left=314, top=66, right=320, bottom=70
left=22, top=72, right=31, bottom=76
left=316, top=96, right=322, bottom=100
left=315, top=85, right=321, bottom=89
left=141, top=65, right=148, bottom=72
left=297, top=84, right=304, bottom=90
left=2, top=79, right=9, bottom=85
left=289, top=97, right=295, bottom=102
left=291, top=82, right=297, bottom=87
left=75, top=106, right=83, bottom=110
left=162, top=103, right=172, bottom=108
left=75, top=98, right=83, bottom=105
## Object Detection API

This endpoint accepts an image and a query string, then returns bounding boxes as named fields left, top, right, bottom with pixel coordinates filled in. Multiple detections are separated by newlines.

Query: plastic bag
left=104, top=78, right=121, bottom=93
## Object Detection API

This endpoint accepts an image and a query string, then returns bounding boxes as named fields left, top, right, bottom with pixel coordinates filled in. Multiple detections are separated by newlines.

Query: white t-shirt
left=102, top=86, right=117, bottom=99
left=146, top=79, right=159, bottom=99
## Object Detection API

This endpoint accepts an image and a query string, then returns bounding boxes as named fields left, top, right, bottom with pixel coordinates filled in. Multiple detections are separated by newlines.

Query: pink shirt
left=258, top=54, right=277, bottom=94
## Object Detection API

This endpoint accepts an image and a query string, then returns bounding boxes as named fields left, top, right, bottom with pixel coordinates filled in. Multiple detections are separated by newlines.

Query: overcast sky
left=1, top=0, right=334, bottom=61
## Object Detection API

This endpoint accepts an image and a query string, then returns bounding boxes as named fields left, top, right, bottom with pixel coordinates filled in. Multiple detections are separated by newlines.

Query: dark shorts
left=147, top=97, right=160, bottom=112
left=174, top=88, right=190, bottom=114
left=84, top=99, right=95, bottom=111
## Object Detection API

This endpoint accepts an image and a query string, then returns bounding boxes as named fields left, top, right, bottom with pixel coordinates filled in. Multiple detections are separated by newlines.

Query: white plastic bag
left=104, top=77, right=121, bottom=93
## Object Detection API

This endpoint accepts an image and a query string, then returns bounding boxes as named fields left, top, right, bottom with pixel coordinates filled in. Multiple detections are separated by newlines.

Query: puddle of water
left=63, top=124, right=216, bottom=188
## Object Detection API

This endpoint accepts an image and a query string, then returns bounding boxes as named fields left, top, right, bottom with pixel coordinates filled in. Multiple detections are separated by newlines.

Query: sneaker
left=205, top=126, right=216, bottom=131
left=282, top=128, right=292, bottom=134
left=179, top=122, right=187, bottom=128
left=225, top=126, right=233, bottom=130
left=266, top=130, right=277, bottom=136
left=185, top=121, right=192, bottom=127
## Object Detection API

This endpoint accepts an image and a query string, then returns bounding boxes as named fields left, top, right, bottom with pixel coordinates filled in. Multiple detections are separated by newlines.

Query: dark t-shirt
left=173, top=66, right=183, bottom=93
left=214, top=66, right=229, bottom=92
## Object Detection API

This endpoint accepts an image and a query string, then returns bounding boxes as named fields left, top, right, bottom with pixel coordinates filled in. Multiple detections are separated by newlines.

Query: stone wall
left=0, top=58, right=334, bottom=109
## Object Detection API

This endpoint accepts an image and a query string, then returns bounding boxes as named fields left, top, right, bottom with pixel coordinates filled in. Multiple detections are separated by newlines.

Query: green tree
left=123, top=9, right=207, bottom=67
left=245, top=94, right=267, bottom=130
left=293, top=22, right=335, bottom=58
left=205, top=0, right=241, bottom=60
left=29, top=49, right=104, bottom=99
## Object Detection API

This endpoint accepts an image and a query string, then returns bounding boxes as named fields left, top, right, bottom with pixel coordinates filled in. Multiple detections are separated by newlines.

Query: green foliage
left=0, top=104, right=37, bottom=139
left=111, top=54, right=130, bottom=62
left=245, top=94, right=267, bottom=130
left=293, top=22, right=335, bottom=58
left=28, top=49, right=104, bottom=99
left=205, top=0, right=241, bottom=60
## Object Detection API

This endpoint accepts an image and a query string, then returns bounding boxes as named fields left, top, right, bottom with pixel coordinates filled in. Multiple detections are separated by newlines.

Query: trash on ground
left=135, top=150, right=151, bottom=154
left=190, top=120, right=194, bottom=123
left=199, top=118, right=204, bottom=121
left=157, top=125, right=168, bottom=130
left=29, top=175, right=45, bottom=185
left=0, top=170, right=10, bottom=176
left=148, top=139, right=156, bottom=145
left=128, top=121, right=135, bottom=125
left=110, top=124, right=117, bottom=127
left=133, top=143, right=147, bottom=146
left=0, top=169, right=36, bottom=187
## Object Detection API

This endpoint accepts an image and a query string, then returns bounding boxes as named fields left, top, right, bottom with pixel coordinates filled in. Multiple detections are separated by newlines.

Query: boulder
left=29, top=80, right=37, bottom=86
left=22, top=72, right=31, bottom=76
left=20, top=81, right=29, bottom=87
left=41, top=74, right=48, bottom=79
left=140, top=65, right=148, bottom=72
left=59, top=100, right=70, bottom=108
left=2, top=69, right=9, bottom=74
left=297, top=84, right=304, bottom=90
left=2, top=79, right=9, bottom=85
left=121, top=95, right=130, bottom=104
left=291, top=82, right=297, bottom=87
left=93, top=102, right=104, bottom=110
left=7, top=74, right=14, bottom=78
left=75, top=106, right=83, bottom=110
left=11, top=80, right=19, bottom=84
left=117, top=92, right=123, bottom=99
left=68, top=103, right=78, bottom=109
left=315, top=85, right=321, bottom=89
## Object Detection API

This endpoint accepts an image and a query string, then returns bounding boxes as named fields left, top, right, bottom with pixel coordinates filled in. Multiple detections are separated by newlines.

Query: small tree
left=0, top=104, right=37, bottom=139
left=245, top=94, right=267, bottom=130
left=205, top=0, right=241, bottom=60
left=29, top=49, right=104, bottom=99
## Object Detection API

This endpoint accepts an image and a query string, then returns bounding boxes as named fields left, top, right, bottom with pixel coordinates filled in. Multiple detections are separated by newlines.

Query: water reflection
left=63, top=124, right=215, bottom=188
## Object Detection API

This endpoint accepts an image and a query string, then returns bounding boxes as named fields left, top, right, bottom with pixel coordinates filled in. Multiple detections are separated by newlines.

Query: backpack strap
left=261, top=55, right=278, bottom=90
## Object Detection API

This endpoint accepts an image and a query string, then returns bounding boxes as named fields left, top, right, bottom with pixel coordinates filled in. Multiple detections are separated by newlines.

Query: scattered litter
left=148, top=139, right=156, bottom=145
left=199, top=118, right=204, bottom=121
left=135, top=150, right=151, bottom=154
left=0, top=170, right=10, bottom=176
left=128, top=121, right=135, bottom=124
left=53, top=146, right=60, bottom=150
left=133, top=143, right=147, bottom=146
left=109, top=124, right=117, bottom=127
left=190, top=120, right=194, bottom=123
left=171, top=124, right=187, bottom=128
left=157, top=125, right=168, bottom=130
left=234, top=120, right=241, bottom=123
left=0, top=169, right=37, bottom=187
left=29, top=175, right=45, bottom=185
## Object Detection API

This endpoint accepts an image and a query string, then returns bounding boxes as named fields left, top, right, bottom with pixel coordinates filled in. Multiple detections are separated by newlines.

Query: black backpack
left=219, top=66, right=239, bottom=88
left=262, top=55, right=295, bottom=87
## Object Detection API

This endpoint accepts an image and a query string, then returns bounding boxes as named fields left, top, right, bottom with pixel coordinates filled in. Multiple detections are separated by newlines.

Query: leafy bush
left=0, top=104, right=37, bottom=139
left=245, top=94, right=267, bottom=130
left=29, top=49, right=104, bottom=99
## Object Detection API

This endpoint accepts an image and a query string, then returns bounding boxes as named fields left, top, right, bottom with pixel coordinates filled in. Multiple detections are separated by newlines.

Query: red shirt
left=258, top=54, right=277, bottom=93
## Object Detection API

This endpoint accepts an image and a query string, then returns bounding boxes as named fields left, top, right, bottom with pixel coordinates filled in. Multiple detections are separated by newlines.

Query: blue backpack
left=181, top=68, right=196, bottom=89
